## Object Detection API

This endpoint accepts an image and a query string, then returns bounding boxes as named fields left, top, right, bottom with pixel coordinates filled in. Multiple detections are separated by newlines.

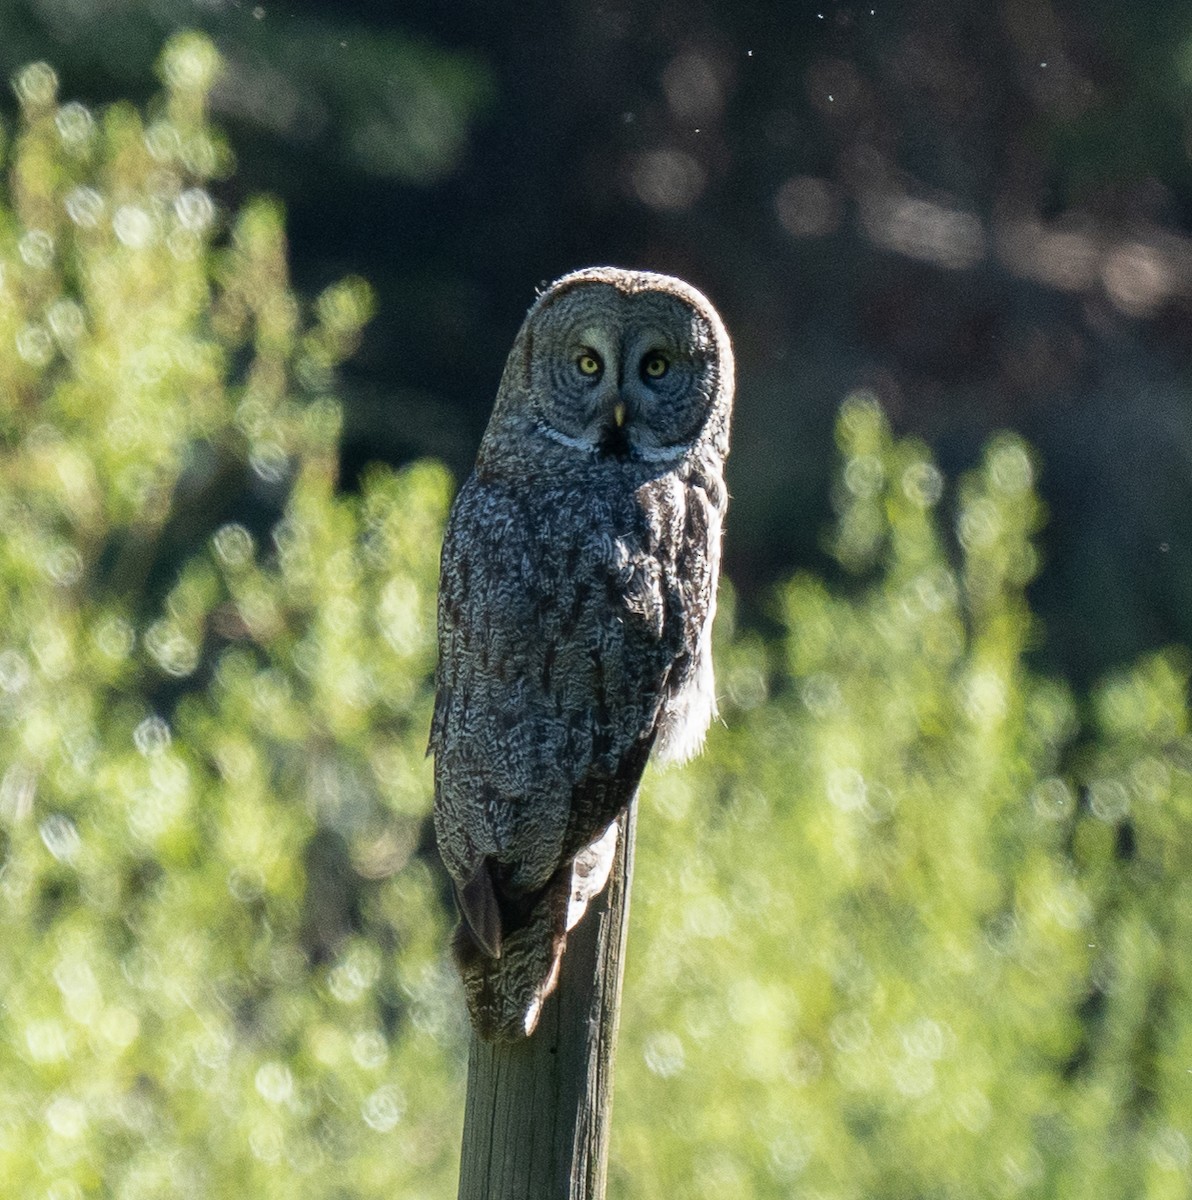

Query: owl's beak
left=598, top=392, right=632, bottom=458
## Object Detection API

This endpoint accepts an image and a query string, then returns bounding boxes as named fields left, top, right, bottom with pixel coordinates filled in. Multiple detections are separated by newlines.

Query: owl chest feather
left=431, top=461, right=719, bottom=890
left=481, top=467, right=697, bottom=673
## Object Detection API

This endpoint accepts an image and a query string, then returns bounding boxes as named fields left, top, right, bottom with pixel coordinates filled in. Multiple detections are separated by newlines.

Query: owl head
left=480, top=267, right=733, bottom=472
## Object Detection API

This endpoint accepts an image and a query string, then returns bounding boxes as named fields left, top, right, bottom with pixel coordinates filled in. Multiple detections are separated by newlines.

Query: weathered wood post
left=456, top=801, right=637, bottom=1200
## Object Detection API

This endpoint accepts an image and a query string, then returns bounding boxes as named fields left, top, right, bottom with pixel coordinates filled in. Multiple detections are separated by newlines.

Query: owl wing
left=430, top=472, right=683, bottom=957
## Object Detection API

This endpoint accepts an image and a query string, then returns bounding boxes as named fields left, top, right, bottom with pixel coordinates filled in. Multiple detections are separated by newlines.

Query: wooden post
left=456, top=800, right=637, bottom=1200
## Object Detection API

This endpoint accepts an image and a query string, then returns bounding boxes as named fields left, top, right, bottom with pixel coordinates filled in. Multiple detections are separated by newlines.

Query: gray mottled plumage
left=430, top=267, right=734, bottom=1040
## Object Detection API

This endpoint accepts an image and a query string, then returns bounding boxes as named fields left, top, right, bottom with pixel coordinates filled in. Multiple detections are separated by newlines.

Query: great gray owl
left=430, top=266, right=734, bottom=1040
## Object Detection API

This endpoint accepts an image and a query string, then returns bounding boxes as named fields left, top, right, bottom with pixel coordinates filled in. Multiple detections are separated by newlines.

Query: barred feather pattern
left=429, top=267, right=733, bottom=1040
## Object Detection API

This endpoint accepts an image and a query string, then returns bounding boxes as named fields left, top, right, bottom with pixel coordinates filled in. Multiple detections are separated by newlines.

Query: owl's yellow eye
left=577, top=352, right=603, bottom=377
left=642, top=353, right=669, bottom=379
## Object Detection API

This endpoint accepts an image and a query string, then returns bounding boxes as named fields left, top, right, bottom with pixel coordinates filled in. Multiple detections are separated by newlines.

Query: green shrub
left=618, top=398, right=1192, bottom=1199
left=0, top=35, right=461, bottom=1200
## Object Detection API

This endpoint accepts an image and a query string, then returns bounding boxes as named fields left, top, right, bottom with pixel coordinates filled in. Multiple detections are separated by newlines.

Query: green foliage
left=0, top=36, right=462, bottom=1199
left=618, top=398, right=1192, bottom=1198
left=4, top=37, right=1192, bottom=1200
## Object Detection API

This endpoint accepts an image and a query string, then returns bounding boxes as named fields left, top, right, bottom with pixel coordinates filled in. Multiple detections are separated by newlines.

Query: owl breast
left=431, top=456, right=721, bottom=899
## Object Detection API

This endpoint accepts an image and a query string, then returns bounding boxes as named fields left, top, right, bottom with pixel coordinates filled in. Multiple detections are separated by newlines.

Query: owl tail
left=453, top=820, right=621, bottom=1041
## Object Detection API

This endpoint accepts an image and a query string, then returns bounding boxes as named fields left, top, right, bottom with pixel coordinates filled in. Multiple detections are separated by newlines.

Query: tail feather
left=453, top=872, right=570, bottom=1041
left=454, top=858, right=503, bottom=959
left=453, top=820, right=621, bottom=1041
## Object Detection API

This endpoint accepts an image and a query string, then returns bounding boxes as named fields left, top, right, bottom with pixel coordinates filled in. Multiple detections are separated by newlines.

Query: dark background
left=9, top=0, right=1192, bottom=685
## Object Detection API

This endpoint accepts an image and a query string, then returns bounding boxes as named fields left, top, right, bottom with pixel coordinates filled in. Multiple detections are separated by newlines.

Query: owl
left=430, top=266, right=734, bottom=1040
